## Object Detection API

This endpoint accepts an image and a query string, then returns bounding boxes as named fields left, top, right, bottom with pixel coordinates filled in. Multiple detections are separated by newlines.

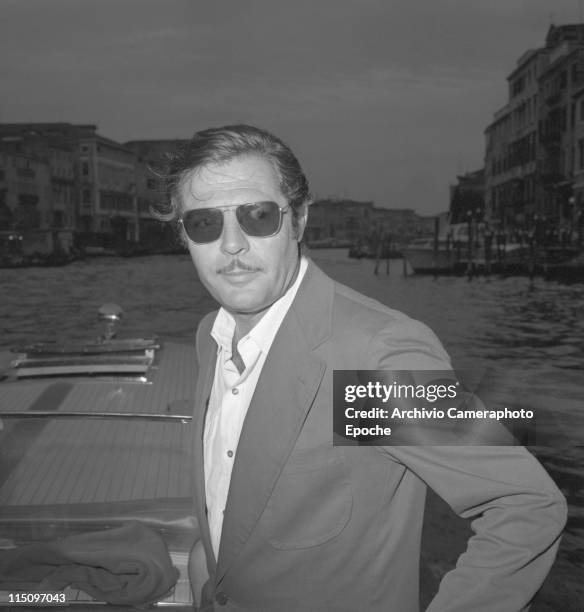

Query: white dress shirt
left=204, top=257, right=308, bottom=558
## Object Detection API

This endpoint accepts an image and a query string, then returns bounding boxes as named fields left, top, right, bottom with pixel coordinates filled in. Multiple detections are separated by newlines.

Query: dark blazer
left=190, top=260, right=566, bottom=611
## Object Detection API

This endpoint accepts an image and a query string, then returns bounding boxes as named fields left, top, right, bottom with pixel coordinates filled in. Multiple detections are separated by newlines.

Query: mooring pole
left=433, top=216, right=440, bottom=279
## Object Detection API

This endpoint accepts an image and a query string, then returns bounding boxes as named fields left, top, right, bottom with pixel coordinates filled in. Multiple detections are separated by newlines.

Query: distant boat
left=306, top=237, right=352, bottom=249
left=401, top=223, right=528, bottom=274
left=401, top=223, right=467, bottom=273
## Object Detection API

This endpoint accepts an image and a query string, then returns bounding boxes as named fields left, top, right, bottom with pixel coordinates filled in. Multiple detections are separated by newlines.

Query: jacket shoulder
left=195, top=310, right=218, bottom=358
left=330, top=281, right=451, bottom=369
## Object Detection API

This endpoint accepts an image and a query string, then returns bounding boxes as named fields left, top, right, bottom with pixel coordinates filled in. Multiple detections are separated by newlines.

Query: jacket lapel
left=192, top=314, right=219, bottom=573
left=215, top=261, right=333, bottom=581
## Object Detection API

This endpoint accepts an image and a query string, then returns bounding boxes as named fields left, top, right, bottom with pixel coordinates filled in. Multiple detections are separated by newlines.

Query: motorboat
left=0, top=304, right=199, bottom=609
left=401, top=223, right=529, bottom=274
left=401, top=223, right=473, bottom=273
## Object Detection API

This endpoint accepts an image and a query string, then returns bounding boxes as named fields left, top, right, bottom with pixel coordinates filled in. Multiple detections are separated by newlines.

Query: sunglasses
left=180, top=201, right=289, bottom=244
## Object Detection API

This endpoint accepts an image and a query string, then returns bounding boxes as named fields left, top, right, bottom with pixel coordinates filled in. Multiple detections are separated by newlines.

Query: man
left=162, top=124, right=566, bottom=611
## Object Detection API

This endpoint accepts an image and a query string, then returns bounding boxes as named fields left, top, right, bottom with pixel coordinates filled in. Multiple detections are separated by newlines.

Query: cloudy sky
left=1, top=0, right=582, bottom=214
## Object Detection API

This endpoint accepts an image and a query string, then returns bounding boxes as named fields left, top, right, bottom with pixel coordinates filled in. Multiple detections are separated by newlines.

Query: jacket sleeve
left=385, top=444, right=566, bottom=612
left=370, top=318, right=567, bottom=611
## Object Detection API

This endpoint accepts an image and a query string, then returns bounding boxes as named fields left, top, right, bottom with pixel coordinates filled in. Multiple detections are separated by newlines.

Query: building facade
left=449, top=169, right=485, bottom=225
left=0, top=148, right=51, bottom=232
left=571, top=85, right=584, bottom=241
left=124, top=139, right=188, bottom=249
left=485, top=48, right=546, bottom=229
left=305, top=199, right=440, bottom=247
left=0, top=124, right=164, bottom=251
left=305, top=199, right=374, bottom=244
left=76, top=130, right=137, bottom=245
left=485, top=24, right=584, bottom=244
left=538, top=25, right=584, bottom=231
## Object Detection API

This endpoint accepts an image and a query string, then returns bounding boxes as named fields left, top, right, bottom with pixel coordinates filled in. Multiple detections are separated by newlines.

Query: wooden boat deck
left=0, top=341, right=200, bottom=608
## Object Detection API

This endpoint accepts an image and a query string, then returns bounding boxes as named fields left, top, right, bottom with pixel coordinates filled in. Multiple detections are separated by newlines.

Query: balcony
left=539, top=128, right=562, bottom=148
left=540, top=172, right=567, bottom=188
left=16, top=168, right=35, bottom=179
left=545, top=91, right=562, bottom=106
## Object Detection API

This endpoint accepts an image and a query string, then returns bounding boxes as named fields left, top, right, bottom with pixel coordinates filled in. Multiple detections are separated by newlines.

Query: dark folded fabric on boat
left=0, top=521, right=179, bottom=605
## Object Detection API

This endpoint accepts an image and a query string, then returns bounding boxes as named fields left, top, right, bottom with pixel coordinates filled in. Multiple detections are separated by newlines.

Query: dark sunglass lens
left=183, top=209, right=223, bottom=243
left=237, top=201, right=280, bottom=237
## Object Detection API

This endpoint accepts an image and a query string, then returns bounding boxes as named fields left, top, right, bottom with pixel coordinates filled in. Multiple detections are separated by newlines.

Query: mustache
left=217, top=260, right=263, bottom=274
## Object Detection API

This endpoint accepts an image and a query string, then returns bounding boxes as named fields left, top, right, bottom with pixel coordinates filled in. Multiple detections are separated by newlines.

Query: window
left=512, top=76, right=525, bottom=97
left=82, top=189, right=91, bottom=204
left=82, top=162, right=89, bottom=176
left=17, top=168, right=35, bottom=178
left=146, top=178, right=157, bottom=190
left=53, top=210, right=64, bottom=228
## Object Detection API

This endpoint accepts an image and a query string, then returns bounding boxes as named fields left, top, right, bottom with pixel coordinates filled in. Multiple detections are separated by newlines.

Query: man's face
left=181, top=154, right=306, bottom=323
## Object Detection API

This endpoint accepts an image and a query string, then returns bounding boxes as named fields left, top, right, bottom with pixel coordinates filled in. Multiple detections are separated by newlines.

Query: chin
left=215, top=283, right=269, bottom=308
left=224, top=298, right=269, bottom=315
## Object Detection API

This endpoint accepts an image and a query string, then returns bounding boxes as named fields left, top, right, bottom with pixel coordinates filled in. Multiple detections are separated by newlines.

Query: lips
left=217, top=265, right=261, bottom=287
left=222, top=269, right=256, bottom=277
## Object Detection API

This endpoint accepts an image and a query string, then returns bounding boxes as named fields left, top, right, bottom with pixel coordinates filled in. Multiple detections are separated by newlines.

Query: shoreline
left=2, top=248, right=583, bottom=283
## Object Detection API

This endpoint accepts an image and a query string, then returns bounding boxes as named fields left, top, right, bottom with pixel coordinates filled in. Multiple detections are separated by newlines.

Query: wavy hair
left=152, top=124, right=311, bottom=237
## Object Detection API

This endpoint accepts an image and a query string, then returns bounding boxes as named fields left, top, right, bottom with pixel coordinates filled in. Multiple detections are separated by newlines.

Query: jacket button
left=215, top=591, right=229, bottom=605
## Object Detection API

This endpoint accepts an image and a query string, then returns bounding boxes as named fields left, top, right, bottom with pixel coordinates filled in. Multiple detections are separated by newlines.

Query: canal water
left=1, top=249, right=583, bottom=606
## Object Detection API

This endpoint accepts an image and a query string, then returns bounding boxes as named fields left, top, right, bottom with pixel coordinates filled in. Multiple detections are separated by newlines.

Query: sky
left=1, top=0, right=583, bottom=215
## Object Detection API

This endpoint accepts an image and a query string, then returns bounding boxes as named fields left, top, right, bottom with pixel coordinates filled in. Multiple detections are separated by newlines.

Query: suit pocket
left=264, top=449, right=353, bottom=549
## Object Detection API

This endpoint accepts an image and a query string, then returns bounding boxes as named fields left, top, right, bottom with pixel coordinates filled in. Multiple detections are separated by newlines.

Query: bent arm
left=388, top=444, right=566, bottom=612
left=371, top=318, right=567, bottom=610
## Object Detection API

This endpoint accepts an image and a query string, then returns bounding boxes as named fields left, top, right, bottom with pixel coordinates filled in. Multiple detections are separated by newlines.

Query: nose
left=220, top=209, right=249, bottom=255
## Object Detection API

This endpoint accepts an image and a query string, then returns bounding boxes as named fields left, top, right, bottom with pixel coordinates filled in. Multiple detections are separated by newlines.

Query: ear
left=295, top=203, right=309, bottom=242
